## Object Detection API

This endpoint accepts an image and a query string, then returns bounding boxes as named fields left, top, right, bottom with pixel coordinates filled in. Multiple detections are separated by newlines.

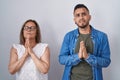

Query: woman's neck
left=25, top=38, right=37, bottom=48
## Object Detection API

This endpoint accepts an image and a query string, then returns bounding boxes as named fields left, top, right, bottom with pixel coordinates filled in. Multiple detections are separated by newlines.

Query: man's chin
left=78, top=25, right=87, bottom=29
left=76, top=23, right=88, bottom=29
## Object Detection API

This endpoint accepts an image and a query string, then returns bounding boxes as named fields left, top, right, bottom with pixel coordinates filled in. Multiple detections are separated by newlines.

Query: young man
left=59, top=4, right=111, bottom=80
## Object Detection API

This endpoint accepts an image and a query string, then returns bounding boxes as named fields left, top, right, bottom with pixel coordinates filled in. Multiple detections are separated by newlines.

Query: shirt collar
left=74, top=25, right=96, bottom=38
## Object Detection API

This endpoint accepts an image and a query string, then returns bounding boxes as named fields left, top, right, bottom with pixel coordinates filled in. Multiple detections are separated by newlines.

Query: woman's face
left=23, top=21, right=37, bottom=39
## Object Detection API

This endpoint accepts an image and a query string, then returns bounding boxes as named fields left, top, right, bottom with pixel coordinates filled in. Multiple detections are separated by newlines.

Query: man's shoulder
left=92, top=27, right=107, bottom=38
left=92, top=27, right=107, bottom=35
left=66, top=28, right=78, bottom=36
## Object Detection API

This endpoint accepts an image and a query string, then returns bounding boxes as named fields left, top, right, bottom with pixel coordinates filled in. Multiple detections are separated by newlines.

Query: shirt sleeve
left=59, top=33, right=81, bottom=66
left=85, top=33, right=111, bottom=68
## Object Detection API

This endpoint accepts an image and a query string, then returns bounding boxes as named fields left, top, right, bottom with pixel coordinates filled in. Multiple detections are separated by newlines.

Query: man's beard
left=76, top=22, right=89, bottom=29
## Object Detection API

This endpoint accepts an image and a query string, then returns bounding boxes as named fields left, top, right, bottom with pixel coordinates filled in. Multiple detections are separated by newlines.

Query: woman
left=8, top=19, right=50, bottom=80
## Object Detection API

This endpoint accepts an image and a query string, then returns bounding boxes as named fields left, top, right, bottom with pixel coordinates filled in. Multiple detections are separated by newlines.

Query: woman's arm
left=29, top=46, right=50, bottom=74
left=8, top=47, right=28, bottom=74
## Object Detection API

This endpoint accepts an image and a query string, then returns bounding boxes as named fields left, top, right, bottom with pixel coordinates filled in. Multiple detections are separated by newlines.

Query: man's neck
left=79, top=25, right=91, bottom=34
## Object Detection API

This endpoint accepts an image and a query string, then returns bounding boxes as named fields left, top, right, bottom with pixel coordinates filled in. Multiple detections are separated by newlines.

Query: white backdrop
left=0, top=0, right=120, bottom=80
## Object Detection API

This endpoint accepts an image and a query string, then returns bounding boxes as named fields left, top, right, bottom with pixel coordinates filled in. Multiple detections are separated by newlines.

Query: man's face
left=74, top=8, right=91, bottom=29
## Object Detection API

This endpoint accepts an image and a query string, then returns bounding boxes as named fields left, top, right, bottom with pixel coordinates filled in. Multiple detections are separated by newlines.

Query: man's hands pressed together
left=78, top=41, right=88, bottom=59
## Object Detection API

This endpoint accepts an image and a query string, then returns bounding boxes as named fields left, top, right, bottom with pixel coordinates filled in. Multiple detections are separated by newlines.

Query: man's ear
left=89, top=15, right=91, bottom=21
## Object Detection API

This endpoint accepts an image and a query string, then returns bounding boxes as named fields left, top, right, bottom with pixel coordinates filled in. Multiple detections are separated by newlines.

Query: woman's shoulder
left=12, top=43, right=23, bottom=49
left=37, top=42, right=48, bottom=46
left=36, top=43, right=48, bottom=48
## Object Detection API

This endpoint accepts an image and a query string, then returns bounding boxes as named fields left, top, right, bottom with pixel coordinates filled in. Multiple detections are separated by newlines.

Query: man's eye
left=82, top=13, right=86, bottom=16
left=76, top=14, right=80, bottom=17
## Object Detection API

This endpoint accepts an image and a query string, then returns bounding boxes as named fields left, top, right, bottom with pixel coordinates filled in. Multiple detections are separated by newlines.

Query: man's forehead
left=74, top=8, right=88, bottom=14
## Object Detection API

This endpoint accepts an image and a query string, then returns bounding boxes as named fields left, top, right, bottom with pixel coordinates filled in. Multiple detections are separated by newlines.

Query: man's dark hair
left=74, top=4, right=89, bottom=13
